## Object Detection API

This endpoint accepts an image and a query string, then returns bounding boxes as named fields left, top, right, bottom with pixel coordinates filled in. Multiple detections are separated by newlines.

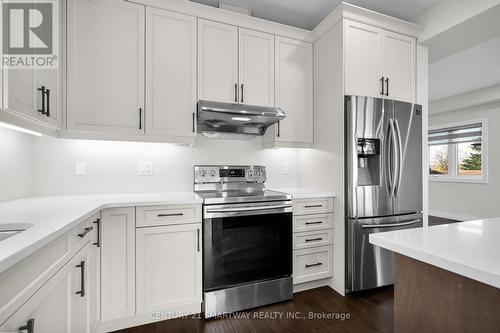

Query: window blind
left=428, top=123, right=482, bottom=146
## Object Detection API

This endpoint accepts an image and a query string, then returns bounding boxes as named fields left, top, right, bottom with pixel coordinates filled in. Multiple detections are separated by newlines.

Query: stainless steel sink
left=0, top=223, right=33, bottom=241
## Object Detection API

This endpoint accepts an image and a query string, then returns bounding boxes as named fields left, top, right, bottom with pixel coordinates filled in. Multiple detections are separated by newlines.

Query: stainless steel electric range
left=194, top=165, right=293, bottom=318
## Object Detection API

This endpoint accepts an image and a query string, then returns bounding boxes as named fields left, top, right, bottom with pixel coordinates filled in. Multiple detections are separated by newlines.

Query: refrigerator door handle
left=393, top=119, right=403, bottom=197
left=387, top=119, right=398, bottom=198
left=361, top=219, right=421, bottom=229
left=352, top=134, right=358, bottom=217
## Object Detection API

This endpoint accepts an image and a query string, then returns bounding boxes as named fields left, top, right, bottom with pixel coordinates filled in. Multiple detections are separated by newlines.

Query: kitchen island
left=370, top=219, right=500, bottom=333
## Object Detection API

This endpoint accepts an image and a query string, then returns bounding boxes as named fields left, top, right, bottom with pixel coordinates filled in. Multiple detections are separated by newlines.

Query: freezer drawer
left=346, top=213, right=422, bottom=293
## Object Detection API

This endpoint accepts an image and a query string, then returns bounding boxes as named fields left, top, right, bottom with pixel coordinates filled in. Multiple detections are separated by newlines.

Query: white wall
left=429, top=101, right=500, bottom=219
left=32, top=135, right=299, bottom=195
left=0, top=127, right=34, bottom=202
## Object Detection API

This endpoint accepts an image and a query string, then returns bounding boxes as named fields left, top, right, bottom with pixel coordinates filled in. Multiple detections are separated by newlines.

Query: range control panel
left=194, top=165, right=266, bottom=183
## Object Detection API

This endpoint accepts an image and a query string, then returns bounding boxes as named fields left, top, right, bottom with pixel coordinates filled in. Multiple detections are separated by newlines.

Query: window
left=428, top=120, right=487, bottom=183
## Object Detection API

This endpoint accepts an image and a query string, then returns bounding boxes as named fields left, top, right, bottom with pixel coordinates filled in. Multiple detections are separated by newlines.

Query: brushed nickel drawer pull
left=304, top=204, right=323, bottom=208
left=305, top=262, right=323, bottom=268
left=305, top=237, right=323, bottom=242
left=78, top=226, right=94, bottom=238
left=157, top=213, right=184, bottom=217
left=305, top=221, right=323, bottom=225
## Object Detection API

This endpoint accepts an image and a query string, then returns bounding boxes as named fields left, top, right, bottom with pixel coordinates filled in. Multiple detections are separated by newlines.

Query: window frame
left=428, top=118, right=488, bottom=184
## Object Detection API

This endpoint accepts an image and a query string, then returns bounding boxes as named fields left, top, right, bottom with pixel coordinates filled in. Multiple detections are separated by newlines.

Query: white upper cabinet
left=198, top=19, right=238, bottom=103
left=67, top=0, right=145, bottom=135
left=145, top=8, right=197, bottom=138
left=344, top=19, right=416, bottom=103
left=380, top=31, right=415, bottom=103
left=1, top=0, right=61, bottom=128
left=270, top=36, right=313, bottom=146
left=238, top=28, right=275, bottom=107
left=344, top=20, right=383, bottom=98
left=198, top=20, right=275, bottom=107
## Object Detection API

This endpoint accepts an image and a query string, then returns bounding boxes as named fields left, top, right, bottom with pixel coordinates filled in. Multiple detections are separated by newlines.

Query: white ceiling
left=429, top=37, right=500, bottom=101
left=190, top=0, right=437, bottom=30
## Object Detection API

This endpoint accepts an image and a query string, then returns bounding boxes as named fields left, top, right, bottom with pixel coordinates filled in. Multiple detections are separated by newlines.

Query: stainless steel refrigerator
left=345, top=95, right=423, bottom=293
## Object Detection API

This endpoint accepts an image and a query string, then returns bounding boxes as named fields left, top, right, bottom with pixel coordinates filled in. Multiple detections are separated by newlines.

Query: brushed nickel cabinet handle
left=75, top=261, right=85, bottom=297
left=305, top=221, right=323, bottom=225
left=305, top=237, right=323, bottom=242
left=19, top=318, right=35, bottom=333
left=157, top=213, right=184, bottom=217
left=305, top=262, right=323, bottom=268
left=78, top=226, right=94, bottom=238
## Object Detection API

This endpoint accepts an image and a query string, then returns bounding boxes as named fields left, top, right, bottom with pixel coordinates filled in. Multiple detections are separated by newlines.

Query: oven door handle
left=206, top=204, right=292, bottom=214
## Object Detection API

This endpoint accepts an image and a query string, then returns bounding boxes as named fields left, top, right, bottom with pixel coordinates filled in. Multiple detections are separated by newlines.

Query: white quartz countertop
left=270, top=188, right=336, bottom=199
left=0, top=192, right=202, bottom=275
left=369, top=218, right=500, bottom=289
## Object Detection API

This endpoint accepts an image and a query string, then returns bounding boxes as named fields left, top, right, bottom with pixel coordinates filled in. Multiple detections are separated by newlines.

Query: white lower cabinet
left=0, top=243, right=92, bottom=333
left=136, top=223, right=202, bottom=316
left=292, top=197, right=334, bottom=286
left=100, top=207, right=136, bottom=322
left=293, top=246, right=333, bottom=285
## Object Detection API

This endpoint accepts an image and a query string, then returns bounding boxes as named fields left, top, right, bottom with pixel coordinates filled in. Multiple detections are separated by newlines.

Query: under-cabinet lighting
left=0, top=122, right=42, bottom=136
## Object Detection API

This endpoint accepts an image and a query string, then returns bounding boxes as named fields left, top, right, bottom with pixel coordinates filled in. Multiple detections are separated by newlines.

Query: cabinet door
left=274, top=37, right=313, bottom=144
left=381, top=32, right=416, bottom=103
left=0, top=244, right=92, bottom=333
left=71, top=245, right=91, bottom=333
left=145, top=8, right=197, bottom=138
left=198, top=19, right=238, bottom=103
left=67, top=0, right=145, bottom=134
left=89, top=215, right=101, bottom=331
left=136, top=224, right=202, bottom=315
left=100, top=207, right=135, bottom=321
left=239, top=28, right=274, bottom=107
left=1, top=0, right=61, bottom=128
left=344, top=19, right=383, bottom=98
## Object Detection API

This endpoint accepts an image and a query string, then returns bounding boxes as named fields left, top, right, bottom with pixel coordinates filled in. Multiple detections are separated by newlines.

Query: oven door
left=203, top=201, right=293, bottom=292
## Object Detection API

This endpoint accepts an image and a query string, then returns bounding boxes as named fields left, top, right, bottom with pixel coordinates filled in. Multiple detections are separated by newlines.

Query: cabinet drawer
left=293, top=198, right=333, bottom=215
left=136, top=204, right=202, bottom=227
left=0, top=216, right=97, bottom=325
left=69, top=215, right=99, bottom=251
left=293, top=246, right=333, bottom=285
left=293, top=213, right=333, bottom=232
left=293, top=230, right=333, bottom=250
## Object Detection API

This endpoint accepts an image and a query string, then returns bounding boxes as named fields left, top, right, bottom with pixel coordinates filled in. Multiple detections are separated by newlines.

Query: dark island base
left=395, top=254, right=500, bottom=333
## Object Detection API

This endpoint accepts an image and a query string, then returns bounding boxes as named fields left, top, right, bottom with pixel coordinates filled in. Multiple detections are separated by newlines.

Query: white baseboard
left=429, top=209, right=484, bottom=222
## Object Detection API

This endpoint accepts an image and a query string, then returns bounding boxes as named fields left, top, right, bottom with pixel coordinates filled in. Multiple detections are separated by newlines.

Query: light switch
left=282, top=163, right=289, bottom=175
left=137, top=161, right=153, bottom=176
left=75, top=161, right=86, bottom=176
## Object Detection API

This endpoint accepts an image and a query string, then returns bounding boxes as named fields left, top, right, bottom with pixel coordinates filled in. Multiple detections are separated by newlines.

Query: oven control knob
left=200, top=170, right=206, bottom=177
left=247, top=170, right=253, bottom=177
left=209, top=170, right=216, bottom=177
left=256, top=170, right=261, bottom=176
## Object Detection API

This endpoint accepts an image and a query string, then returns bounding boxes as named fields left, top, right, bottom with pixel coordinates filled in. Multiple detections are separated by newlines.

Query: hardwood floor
left=115, top=286, right=394, bottom=333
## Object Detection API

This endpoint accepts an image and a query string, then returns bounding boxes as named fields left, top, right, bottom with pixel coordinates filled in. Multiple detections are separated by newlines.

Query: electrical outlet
left=282, top=163, right=289, bottom=175
left=137, top=161, right=153, bottom=176
left=75, top=161, right=86, bottom=176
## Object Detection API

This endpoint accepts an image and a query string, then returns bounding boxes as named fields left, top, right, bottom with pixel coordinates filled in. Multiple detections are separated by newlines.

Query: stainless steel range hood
left=197, top=100, right=285, bottom=136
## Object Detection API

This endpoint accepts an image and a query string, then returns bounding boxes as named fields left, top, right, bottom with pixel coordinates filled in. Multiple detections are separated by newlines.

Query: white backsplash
left=0, top=127, right=35, bottom=202
left=33, top=134, right=300, bottom=195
